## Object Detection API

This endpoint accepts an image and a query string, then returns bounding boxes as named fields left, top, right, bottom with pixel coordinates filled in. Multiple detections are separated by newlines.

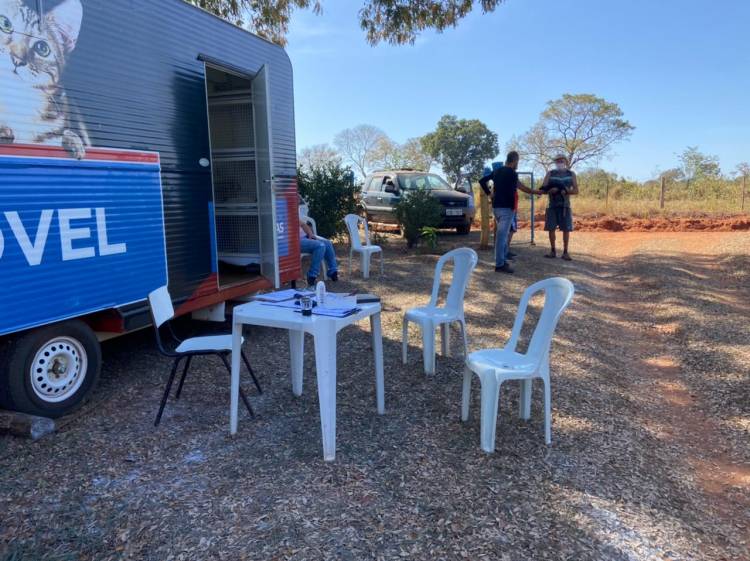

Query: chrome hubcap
left=30, top=336, right=87, bottom=403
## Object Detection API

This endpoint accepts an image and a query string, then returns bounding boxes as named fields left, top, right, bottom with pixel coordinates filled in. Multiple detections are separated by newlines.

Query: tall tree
left=371, top=137, right=433, bottom=171
left=659, top=167, right=684, bottom=183
left=421, top=115, right=498, bottom=184
left=333, top=125, right=388, bottom=177
left=678, top=146, right=721, bottom=181
left=506, top=123, right=553, bottom=173
left=298, top=143, right=341, bottom=170
left=187, top=0, right=321, bottom=45
left=186, top=0, right=505, bottom=45
left=735, top=162, right=750, bottom=178
left=359, top=0, right=506, bottom=45
left=513, top=93, right=634, bottom=171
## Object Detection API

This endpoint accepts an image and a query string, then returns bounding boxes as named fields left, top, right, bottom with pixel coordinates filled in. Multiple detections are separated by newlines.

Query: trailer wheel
left=0, top=321, right=101, bottom=418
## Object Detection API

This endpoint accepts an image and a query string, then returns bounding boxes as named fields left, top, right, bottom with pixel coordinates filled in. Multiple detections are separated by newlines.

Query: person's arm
left=517, top=181, right=543, bottom=196
left=566, top=172, right=579, bottom=196
left=478, top=174, right=492, bottom=196
left=300, top=220, right=315, bottom=239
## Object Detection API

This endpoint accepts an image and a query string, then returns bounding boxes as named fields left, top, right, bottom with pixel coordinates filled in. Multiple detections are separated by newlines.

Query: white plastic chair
left=402, top=247, right=478, bottom=375
left=461, top=277, right=574, bottom=452
left=344, top=214, right=383, bottom=279
left=147, top=286, right=261, bottom=426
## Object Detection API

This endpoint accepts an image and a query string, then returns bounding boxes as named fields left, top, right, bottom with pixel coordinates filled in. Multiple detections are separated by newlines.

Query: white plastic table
left=230, top=300, right=384, bottom=461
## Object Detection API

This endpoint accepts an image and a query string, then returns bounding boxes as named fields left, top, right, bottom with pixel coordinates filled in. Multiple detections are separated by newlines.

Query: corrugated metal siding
left=0, top=146, right=168, bottom=336
left=1, top=0, right=297, bottom=310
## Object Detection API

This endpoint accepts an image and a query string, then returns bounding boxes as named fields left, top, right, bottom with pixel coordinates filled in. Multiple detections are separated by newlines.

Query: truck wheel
left=0, top=320, right=101, bottom=418
left=456, top=223, right=471, bottom=235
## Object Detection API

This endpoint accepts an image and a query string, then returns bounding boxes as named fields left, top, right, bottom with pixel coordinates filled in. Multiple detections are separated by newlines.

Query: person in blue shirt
left=541, top=154, right=579, bottom=260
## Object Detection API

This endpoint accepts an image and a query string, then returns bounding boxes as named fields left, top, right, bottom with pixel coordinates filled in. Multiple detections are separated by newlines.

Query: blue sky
left=285, top=0, right=749, bottom=180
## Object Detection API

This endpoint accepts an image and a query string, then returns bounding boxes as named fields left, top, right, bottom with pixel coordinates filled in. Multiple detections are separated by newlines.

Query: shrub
left=420, top=226, right=439, bottom=250
left=297, top=163, right=359, bottom=239
left=394, top=188, right=443, bottom=248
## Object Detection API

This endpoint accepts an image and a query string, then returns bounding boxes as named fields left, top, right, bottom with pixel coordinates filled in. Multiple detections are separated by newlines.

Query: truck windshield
left=397, top=173, right=451, bottom=191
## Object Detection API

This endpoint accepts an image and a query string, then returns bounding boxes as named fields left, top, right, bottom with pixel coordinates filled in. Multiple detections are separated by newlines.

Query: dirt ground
left=1, top=230, right=748, bottom=561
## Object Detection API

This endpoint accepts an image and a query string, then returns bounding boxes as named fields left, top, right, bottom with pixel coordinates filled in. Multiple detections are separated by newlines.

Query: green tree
left=513, top=93, right=634, bottom=171
left=297, top=162, right=358, bottom=238
left=187, top=0, right=320, bottom=45
left=678, top=146, right=721, bottom=181
left=187, top=0, right=505, bottom=46
left=659, top=168, right=684, bottom=183
left=421, top=115, right=498, bottom=185
left=372, top=137, right=432, bottom=171
left=359, top=0, right=505, bottom=45
left=575, top=168, right=618, bottom=199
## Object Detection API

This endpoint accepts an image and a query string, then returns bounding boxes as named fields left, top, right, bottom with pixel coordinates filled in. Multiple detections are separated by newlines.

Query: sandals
left=561, top=253, right=572, bottom=261
left=544, top=251, right=557, bottom=259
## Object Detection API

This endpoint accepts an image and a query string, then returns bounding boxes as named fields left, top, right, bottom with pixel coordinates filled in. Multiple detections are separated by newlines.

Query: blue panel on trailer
left=0, top=146, right=167, bottom=336
left=275, top=196, right=290, bottom=259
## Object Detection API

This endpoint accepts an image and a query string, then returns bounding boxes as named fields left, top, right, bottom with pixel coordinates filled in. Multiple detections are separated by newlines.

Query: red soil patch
left=514, top=213, right=750, bottom=232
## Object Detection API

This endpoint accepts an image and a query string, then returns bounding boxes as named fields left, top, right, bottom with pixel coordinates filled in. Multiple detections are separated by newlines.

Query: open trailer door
left=253, top=65, right=280, bottom=288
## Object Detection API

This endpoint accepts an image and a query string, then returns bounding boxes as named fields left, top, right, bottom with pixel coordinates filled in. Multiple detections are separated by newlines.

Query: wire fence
left=475, top=174, right=749, bottom=224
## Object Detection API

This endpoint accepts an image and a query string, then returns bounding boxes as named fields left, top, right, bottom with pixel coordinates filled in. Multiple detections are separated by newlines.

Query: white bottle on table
left=316, top=281, right=326, bottom=306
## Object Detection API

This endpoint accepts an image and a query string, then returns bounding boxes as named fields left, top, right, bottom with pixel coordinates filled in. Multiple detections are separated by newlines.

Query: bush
left=394, top=188, right=443, bottom=248
left=297, top=163, right=359, bottom=238
left=420, top=226, right=439, bottom=250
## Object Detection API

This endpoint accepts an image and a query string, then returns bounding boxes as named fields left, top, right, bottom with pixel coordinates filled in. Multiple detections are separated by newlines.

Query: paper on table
left=320, top=293, right=357, bottom=309
left=309, top=307, right=361, bottom=318
left=253, top=288, right=303, bottom=303
left=261, top=300, right=302, bottom=309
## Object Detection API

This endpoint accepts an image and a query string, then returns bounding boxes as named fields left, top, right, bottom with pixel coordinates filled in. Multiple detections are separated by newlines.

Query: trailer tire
left=0, top=321, right=101, bottom=418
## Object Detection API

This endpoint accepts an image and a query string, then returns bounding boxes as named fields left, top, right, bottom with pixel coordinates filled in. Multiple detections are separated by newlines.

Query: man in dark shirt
left=479, top=151, right=541, bottom=273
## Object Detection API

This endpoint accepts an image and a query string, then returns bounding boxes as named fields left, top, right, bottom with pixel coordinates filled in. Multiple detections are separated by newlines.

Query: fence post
left=660, top=177, right=666, bottom=209
left=743, top=175, right=747, bottom=211
left=605, top=178, right=610, bottom=210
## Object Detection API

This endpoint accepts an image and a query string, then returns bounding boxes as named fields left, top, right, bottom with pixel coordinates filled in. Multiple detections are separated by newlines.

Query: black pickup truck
left=360, top=170, right=476, bottom=234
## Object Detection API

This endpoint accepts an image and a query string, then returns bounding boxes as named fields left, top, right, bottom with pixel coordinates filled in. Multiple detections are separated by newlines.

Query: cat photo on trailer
left=0, top=0, right=89, bottom=158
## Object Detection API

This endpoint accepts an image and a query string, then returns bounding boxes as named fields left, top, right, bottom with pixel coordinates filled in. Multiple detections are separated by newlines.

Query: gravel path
left=1, top=230, right=748, bottom=561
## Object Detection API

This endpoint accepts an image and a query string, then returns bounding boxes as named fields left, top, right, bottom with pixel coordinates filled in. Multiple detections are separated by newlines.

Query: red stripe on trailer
left=0, top=143, right=160, bottom=164
left=277, top=178, right=302, bottom=281
left=175, top=276, right=273, bottom=317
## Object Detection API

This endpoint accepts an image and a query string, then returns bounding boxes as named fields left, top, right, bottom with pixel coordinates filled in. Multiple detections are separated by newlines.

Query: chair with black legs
left=147, top=286, right=262, bottom=427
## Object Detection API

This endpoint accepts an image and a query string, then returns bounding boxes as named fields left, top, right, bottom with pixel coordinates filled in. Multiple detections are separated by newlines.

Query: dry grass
left=1, top=231, right=748, bottom=561
left=551, top=197, right=746, bottom=217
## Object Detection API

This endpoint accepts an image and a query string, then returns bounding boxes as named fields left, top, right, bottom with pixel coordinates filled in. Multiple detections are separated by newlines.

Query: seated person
left=299, top=212, right=339, bottom=286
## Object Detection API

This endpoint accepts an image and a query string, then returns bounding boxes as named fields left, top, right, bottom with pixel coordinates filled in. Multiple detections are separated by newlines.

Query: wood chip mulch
left=1, top=230, right=748, bottom=561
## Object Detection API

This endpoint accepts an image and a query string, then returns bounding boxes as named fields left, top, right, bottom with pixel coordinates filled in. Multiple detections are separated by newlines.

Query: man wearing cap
left=541, top=154, right=579, bottom=260
left=479, top=151, right=542, bottom=273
